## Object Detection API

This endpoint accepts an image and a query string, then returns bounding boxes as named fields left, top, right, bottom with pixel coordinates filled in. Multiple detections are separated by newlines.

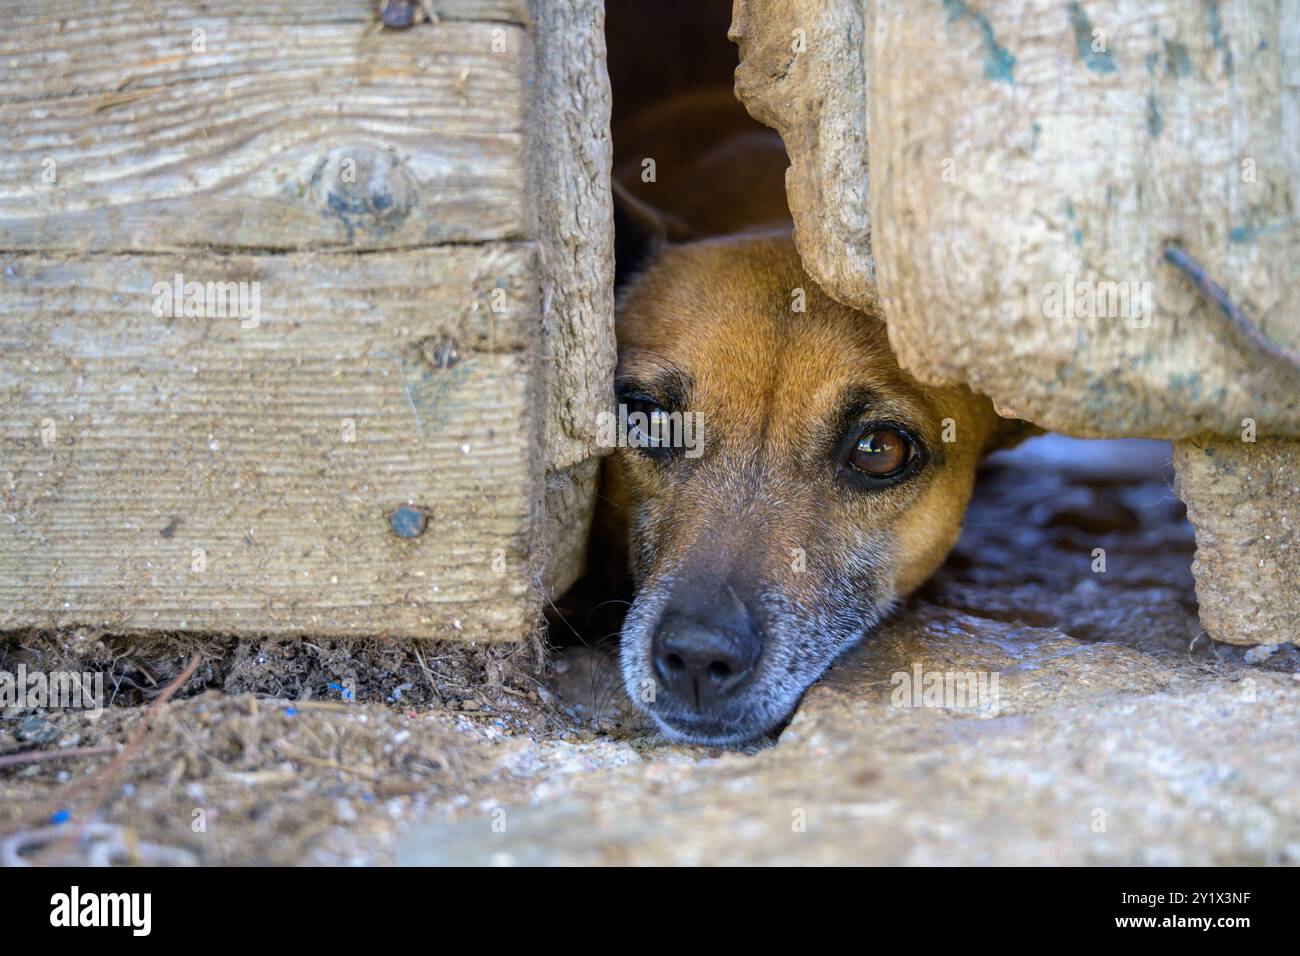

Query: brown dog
left=605, top=92, right=1016, bottom=746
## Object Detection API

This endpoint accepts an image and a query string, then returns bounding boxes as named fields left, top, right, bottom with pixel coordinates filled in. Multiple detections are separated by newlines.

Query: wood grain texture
left=540, top=458, right=599, bottom=596
left=0, top=246, right=541, bottom=639
left=0, top=6, right=530, bottom=251
left=0, top=1, right=529, bottom=25
left=526, top=0, right=616, bottom=594
left=0, top=0, right=617, bottom=642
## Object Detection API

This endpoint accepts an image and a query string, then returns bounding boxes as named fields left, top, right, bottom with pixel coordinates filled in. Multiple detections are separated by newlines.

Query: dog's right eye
left=625, top=397, right=674, bottom=451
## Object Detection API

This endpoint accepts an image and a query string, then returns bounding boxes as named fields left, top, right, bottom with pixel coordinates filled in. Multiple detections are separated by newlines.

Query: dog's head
left=610, top=226, right=1013, bottom=747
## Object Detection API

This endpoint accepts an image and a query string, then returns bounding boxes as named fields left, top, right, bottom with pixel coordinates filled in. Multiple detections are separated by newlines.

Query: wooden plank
left=0, top=1, right=529, bottom=26
left=0, top=246, right=541, bottom=639
left=0, top=10, right=530, bottom=251
left=526, top=0, right=614, bottom=476
left=526, top=0, right=615, bottom=595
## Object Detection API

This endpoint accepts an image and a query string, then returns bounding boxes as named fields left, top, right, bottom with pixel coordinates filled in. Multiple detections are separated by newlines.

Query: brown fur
left=614, top=89, right=791, bottom=237
left=611, top=235, right=1003, bottom=590
left=606, top=91, right=1013, bottom=746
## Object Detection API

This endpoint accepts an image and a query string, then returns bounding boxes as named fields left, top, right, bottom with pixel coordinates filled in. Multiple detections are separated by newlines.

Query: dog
left=602, top=91, right=1021, bottom=747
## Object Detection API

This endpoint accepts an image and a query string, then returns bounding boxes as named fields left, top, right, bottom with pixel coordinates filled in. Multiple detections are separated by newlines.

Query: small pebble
left=16, top=715, right=58, bottom=745
left=1244, top=644, right=1276, bottom=664
left=389, top=505, right=427, bottom=538
left=380, top=0, right=417, bottom=29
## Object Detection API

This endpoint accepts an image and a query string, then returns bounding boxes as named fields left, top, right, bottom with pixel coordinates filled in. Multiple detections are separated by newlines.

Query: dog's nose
left=652, top=612, right=761, bottom=708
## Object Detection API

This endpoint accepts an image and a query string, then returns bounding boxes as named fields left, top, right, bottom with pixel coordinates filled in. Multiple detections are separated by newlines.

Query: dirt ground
left=3, top=436, right=1298, bottom=865
left=0, top=635, right=556, bottom=865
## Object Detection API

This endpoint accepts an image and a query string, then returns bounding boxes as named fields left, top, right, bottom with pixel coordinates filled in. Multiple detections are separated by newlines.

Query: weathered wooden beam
left=525, top=0, right=616, bottom=594
left=0, top=247, right=540, bottom=639
left=0, top=1, right=618, bottom=643
left=0, top=6, right=530, bottom=251
left=0, top=1, right=530, bottom=26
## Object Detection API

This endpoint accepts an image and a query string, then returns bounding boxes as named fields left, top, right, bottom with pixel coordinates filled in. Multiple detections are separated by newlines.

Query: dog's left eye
left=848, top=427, right=912, bottom=477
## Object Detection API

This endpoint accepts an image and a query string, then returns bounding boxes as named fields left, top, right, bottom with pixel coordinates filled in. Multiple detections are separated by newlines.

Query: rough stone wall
left=732, top=0, right=1299, bottom=644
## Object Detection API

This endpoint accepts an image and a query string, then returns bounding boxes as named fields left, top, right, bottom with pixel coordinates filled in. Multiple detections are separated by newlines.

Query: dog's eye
left=626, top=397, right=673, bottom=449
left=849, top=427, right=911, bottom=477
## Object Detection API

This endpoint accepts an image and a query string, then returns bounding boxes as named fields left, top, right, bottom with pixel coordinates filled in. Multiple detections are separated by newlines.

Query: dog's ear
left=613, top=179, right=692, bottom=290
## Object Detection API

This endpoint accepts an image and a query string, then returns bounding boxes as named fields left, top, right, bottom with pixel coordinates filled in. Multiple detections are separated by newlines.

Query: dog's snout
left=652, top=610, right=761, bottom=709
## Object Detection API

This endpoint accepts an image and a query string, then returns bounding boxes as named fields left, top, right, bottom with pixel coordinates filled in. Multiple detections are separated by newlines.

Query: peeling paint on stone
left=943, top=0, right=1016, bottom=84
left=1067, top=2, right=1117, bottom=74
left=1147, top=91, right=1163, bottom=137
left=1208, top=1, right=1234, bottom=75
left=1164, top=39, right=1192, bottom=77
